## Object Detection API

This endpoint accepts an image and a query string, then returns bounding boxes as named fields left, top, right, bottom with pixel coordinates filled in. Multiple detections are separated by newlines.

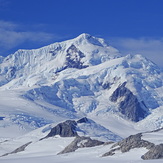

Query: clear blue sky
left=0, top=0, right=163, bottom=67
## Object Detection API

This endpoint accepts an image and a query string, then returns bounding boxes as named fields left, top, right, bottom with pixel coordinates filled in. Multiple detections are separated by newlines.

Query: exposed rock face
left=41, top=117, right=121, bottom=142
left=102, top=133, right=154, bottom=157
left=102, top=147, right=120, bottom=157
left=115, top=133, right=154, bottom=153
left=1, top=142, right=32, bottom=157
left=141, top=144, right=163, bottom=160
left=110, top=82, right=147, bottom=122
left=65, top=44, right=88, bottom=69
left=58, top=136, right=104, bottom=154
left=45, top=120, right=78, bottom=138
left=77, top=117, right=89, bottom=123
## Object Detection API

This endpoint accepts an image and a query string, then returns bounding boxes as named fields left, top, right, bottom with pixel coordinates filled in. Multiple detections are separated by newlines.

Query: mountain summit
left=74, top=33, right=109, bottom=47
left=0, top=33, right=121, bottom=87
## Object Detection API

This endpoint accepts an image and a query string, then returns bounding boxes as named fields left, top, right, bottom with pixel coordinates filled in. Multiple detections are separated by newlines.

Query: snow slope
left=0, top=122, right=163, bottom=163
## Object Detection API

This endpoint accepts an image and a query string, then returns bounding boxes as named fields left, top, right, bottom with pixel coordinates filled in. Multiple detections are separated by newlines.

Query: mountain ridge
left=0, top=33, right=121, bottom=87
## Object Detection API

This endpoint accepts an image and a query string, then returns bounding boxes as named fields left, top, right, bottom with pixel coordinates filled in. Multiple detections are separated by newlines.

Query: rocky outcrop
left=41, top=117, right=122, bottom=142
left=102, top=147, right=120, bottom=157
left=115, top=133, right=154, bottom=153
left=1, top=142, right=32, bottom=157
left=110, top=82, right=147, bottom=122
left=102, top=133, right=154, bottom=157
left=44, top=120, right=78, bottom=138
left=77, top=117, right=89, bottom=123
left=58, top=136, right=104, bottom=154
left=65, top=44, right=88, bottom=69
left=141, top=144, right=163, bottom=160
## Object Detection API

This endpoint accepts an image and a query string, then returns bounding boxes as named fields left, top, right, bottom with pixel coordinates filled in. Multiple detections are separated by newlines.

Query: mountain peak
left=74, top=33, right=109, bottom=47
left=77, top=33, right=91, bottom=39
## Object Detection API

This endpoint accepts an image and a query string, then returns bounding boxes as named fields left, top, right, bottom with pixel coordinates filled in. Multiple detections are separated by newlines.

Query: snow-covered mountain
left=0, top=33, right=163, bottom=131
left=0, top=33, right=120, bottom=87
left=0, top=33, right=163, bottom=162
left=0, top=33, right=163, bottom=129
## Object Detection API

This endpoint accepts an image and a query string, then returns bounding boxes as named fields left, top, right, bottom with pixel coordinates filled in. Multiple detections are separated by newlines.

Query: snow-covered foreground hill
left=0, top=33, right=163, bottom=161
left=0, top=120, right=163, bottom=163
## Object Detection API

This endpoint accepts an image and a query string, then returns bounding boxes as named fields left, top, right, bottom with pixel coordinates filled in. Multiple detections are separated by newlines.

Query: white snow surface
left=0, top=33, right=163, bottom=162
left=142, top=128, right=163, bottom=145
